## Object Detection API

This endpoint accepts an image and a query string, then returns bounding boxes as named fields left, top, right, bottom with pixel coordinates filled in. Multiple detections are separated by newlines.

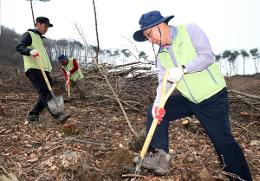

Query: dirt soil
left=0, top=66, right=259, bottom=181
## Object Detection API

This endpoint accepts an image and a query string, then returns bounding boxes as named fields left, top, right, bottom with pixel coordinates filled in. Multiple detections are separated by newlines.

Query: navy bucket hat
left=58, top=54, right=68, bottom=62
left=133, top=11, right=174, bottom=42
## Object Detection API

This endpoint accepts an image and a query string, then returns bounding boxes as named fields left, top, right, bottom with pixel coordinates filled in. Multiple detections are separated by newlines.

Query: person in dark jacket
left=16, top=16, right=70, bottom=124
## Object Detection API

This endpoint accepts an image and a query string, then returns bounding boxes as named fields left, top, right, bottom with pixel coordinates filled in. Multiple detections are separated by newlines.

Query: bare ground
left=0, top=66, right=259, bottom=181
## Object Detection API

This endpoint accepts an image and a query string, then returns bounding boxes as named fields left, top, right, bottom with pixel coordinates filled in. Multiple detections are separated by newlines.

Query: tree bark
left=30, top=0, right=36, bottom=26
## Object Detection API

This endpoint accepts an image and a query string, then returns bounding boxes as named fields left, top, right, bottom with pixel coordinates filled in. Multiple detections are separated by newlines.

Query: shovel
left=35, top=56, right=64, bottom=115
left=134, top=70, right=178, bottom=174
left=66, top=75, right=71, bottom=98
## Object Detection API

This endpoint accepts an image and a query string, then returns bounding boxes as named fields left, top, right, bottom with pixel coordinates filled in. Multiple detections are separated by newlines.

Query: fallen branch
left=0, top=98, right=29, bottom=102
left=121, top=174, right=145, bottom=178
left=229, top=89, right=260, bottom=100
left=108, top=66, right=151, bottom=77
left=240, top=111, right=260, bottom=118
left=230, top=119, right=259, bottom=138
left=232, top=94, right=260, bottom=112
left=45, top=145, right=63, bottom=155
left=221, top=171, right=246, bottom=181
left=112, top=61, right=141, bottom=69
left=65, top=137, right=106, bottom=146
left=0, top=166, right=9, bottom=176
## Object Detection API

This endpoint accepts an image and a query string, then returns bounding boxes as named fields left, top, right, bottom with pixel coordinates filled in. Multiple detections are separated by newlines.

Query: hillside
left=0, top=65, right=259, bottom=181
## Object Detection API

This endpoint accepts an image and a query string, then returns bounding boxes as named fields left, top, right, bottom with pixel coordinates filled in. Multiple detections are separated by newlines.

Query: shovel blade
left=47, top=96, right=64, bottom=115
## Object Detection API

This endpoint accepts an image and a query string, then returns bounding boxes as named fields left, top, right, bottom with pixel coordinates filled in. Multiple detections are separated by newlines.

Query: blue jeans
left=146, top=88, right=252, bottom=181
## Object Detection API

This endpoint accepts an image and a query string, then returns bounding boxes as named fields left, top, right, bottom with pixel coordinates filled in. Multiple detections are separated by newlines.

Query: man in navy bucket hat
left=133, top=10, right=252, bottom=180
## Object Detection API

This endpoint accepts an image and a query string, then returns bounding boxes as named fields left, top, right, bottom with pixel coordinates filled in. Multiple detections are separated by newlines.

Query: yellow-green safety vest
left=158, top=25, right=226, bottom=103
left=23, top=31, right=52, bottom=72
left=62, top=58, right=84, bottom=82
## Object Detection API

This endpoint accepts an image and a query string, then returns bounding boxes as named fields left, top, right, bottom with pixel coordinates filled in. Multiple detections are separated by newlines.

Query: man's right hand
left=65, top=79, right=70, bottom=88
left=152, top=102, right=160, bottom=118
left=30, top=49, right=40, bottom=57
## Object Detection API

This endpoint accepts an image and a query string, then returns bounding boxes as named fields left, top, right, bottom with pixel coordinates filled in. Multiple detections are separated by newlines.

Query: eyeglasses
left=144, top=27, right=154, bottom=40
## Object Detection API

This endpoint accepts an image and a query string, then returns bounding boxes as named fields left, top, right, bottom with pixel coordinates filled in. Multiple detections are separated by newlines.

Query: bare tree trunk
left=30, top=0, right=36, bottom=26
left=229, top=62, right=232, bottom=76
left=253, top=59, right=258, bottom=73
left=232, top=62, right=236, bottom=75
left=73, top=24, right=90, bottom=66
left=243, top=58, right=245, bottom=75
left=224, top=61, right=229, bottom=77
left=257, top=58, right=259, bottom=73
left=92, top=0, right=100, bottom=64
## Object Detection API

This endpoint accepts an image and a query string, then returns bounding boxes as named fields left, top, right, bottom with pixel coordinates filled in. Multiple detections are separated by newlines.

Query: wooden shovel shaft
left=67, top=79, right=71, bottom=98
left=140, top=71, right=177, bottom=160
left=35, top=57, right=53, bottom=92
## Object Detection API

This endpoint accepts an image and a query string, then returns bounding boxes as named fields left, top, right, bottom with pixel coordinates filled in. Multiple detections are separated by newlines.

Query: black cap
left=36, top=16, right=53, bottom=27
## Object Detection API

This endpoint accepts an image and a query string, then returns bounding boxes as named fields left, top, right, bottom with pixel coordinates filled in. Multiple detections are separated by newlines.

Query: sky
left=1, top=0, right=260, bottom=56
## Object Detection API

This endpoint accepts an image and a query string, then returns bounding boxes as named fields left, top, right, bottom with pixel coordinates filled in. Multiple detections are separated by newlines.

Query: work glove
left=168, top=67, right=184, bottom=83
left=30, top=49, right=40, bottom=57
left=152, top=102, right=166, bottom=124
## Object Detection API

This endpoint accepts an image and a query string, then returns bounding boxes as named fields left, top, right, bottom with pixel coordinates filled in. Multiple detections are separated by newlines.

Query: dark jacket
left=16, top=29, right=45, bottom=56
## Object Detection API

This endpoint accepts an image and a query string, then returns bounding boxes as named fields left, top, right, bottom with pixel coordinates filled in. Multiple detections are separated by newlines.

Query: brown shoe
left=53, top=112, right=71, bottom=124
left=134, top=148, right=171, bottom=175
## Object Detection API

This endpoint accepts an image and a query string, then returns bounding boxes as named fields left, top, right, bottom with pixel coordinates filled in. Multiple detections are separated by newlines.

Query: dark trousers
left=146, top=88, right=252, bottom=181
left=25, top=69, right=53, bottom=116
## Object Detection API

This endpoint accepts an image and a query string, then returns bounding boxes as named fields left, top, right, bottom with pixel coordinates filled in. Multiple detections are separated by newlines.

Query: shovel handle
left=67, top=82, right=71, bottom=98
left=140, top=70, right=178, bottom=160
left=35, top=56, right=53, bottom=92
left=66, top=73, right=71, bottom=98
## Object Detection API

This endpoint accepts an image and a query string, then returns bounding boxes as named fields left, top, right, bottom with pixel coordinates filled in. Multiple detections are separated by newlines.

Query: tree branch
left=75, top=1, right=138, bottom=138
